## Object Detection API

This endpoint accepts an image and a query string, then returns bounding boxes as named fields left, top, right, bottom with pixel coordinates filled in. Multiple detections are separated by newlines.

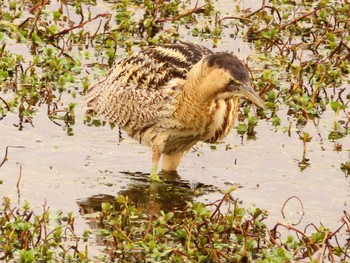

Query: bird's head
left=187, top=52, right=265, bottom=109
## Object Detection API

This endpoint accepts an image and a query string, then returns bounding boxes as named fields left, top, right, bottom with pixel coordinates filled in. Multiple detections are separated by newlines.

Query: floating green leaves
left=224, top=0, right=350, bottom=142
left=331, top=101, right=347, bottom=117
left=0, top=0, right=226, bottom=132
left=329, top=100, right=349, bottom=140
left=0, top=197, right=89, bottom=262
left=1, top=0, right=349, bottom=147
left=340, top=161, right=350, bottom=177
left=93, top=192, right=350, bottom=262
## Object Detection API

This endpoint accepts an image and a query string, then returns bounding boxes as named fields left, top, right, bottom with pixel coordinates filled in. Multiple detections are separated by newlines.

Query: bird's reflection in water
left=77, top=171, right=218, bottom=247
left=77, top=171, right=218, bottom=217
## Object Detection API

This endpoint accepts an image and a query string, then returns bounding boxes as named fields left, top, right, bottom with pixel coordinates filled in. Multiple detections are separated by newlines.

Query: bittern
left=87, top=42, right=265, bottom=181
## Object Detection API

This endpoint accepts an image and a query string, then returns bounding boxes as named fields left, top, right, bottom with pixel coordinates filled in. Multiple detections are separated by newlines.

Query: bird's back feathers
left=86, top=42, right=213, bottom=134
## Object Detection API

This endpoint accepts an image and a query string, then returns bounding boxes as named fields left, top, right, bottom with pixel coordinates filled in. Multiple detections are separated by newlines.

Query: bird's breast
left=150, top=97, right=238, bottom=155
left=203, top=98, right=238, bottom=143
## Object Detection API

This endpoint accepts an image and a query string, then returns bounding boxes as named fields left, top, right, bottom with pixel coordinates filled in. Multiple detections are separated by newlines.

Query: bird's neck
left=174, top=78, right=215, bottom=127
left=175, top=81, right=239, bottom=142
left=181, top=68, right=218, bottom=103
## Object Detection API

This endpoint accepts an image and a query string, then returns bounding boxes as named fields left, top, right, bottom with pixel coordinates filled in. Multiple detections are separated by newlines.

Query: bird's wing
left=87, top=42, right=213, bottom=133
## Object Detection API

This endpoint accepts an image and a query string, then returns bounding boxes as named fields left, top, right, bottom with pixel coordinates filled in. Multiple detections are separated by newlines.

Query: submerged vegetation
left=1, top=191, right=349, bottom=262
left=0, top=0, right=349, bottom=262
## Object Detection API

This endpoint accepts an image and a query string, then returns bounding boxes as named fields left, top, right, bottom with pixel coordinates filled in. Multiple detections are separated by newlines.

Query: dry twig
left=0, top=146, right=25, bottom=168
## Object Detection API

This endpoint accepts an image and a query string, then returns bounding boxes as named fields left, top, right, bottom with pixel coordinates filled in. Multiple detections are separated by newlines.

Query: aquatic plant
left=0, top=197, right=89, bottom=262
left=0, top=0, right=349, bottom=261
left=0, top=0, right=349, bottom=142
left=95, top=191, right=350, bottom=262
left=0, top=192, right=349, bottom=262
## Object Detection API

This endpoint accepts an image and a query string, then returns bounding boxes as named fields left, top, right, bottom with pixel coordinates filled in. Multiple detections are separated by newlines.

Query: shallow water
left=1, top=94, right=349, bottom=244
left=0, top=0, right=349, bottom=259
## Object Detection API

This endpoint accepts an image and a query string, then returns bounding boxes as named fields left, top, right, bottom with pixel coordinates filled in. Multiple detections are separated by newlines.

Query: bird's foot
left=149, top=169, right=163, bottom=183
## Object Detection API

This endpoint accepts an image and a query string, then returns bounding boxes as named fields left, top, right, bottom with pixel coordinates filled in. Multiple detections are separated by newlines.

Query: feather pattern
left=87, top=42, right=212, bottom=137
left=87, top=42, right=264, bottom=175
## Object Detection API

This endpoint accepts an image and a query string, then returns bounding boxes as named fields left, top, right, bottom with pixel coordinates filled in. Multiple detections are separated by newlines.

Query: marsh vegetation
left=0, top=0, right=349, bottom=262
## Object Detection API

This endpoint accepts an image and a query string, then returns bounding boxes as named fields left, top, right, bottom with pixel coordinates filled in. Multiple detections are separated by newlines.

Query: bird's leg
left=162, top=152, right=184, bottom=172
left=150, top=145, right=163, bottom=182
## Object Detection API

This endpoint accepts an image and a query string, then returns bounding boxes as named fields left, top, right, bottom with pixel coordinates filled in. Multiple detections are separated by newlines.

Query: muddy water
left=1, top=94, right=349, bottom=234
left=0, top=0, right=349, bottom=258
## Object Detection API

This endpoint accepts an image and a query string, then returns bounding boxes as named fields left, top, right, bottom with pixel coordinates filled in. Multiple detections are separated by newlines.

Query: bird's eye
left=229, top=78, right=241, bottom=85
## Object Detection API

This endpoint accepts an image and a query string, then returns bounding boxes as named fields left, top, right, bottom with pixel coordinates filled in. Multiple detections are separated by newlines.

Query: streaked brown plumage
left=86, top=42, right=265, bottom=181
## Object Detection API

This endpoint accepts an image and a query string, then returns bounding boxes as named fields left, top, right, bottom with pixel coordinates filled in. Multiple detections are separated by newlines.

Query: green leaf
left=311, top=231, right=325, bottom=243
left=328, top=131, right=346, bottom=141
left=101, top=202, right=112, bottom=212
left=272, top=117, right=281, bottom=126
left=116, top=195, right=126, bottom=204
left=248, top=116, right=258, bottom=127
left=237, top=123, right=247, bottom=134
left=330, top=101, right=346, bottom=112
left=165, top=212, right=174, bottom=222
left=19, top=249, right=35, bottom=263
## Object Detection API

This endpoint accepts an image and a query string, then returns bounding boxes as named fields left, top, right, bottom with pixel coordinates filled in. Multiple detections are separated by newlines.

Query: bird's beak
left=239, top=84, right=266, bottom=110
